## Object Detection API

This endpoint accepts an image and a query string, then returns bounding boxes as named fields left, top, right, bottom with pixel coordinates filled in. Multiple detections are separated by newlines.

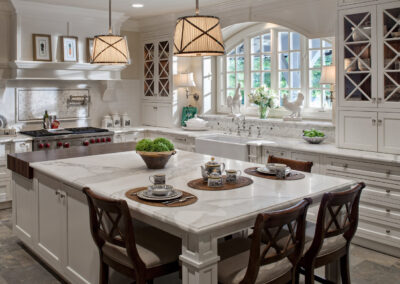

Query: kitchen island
left=8, top=143, right=354, bottom=284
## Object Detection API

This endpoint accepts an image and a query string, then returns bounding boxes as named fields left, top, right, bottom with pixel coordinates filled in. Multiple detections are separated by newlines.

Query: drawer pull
left=280, top=152, right=284, bottom=156
left=386, top=170, right=391, bottom=175
left=386, top=209, right=391, bottom=213
left=343, top=164, right=348, bottom=169
left=386, top=229, right=391, bottom=234
left=386, top=189, right=391, bottom=194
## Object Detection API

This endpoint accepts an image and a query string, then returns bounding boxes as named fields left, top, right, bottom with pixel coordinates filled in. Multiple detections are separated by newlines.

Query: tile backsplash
left=17, top=88, right=89, bottom=122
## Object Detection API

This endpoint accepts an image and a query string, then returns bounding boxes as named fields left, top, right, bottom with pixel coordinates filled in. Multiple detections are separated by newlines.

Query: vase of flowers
left=248, top=86, right=278, bottom=119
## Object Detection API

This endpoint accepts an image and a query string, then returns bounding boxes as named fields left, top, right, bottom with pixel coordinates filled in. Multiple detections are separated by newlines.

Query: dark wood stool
left=295, top=182, right=365, bottom=284
left=83, top=188, right=181, bottom=284
left=268, top=155, right=314, bottom=173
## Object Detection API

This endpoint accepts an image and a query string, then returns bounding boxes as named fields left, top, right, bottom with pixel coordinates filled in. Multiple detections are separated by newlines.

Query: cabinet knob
left=371, top=98, right=376, bottom=104
left=343, top=164, right=348, bottom=168
left=372, top=119, right=376, bottom=126
left=386, top=170, right=391, bottom=175
left=386, top=229, right=391, bottom=234
left=378, top=119, right=383, bottom=126
left=377, top=98, right=382, bottom=104
left=386, top=189, right=391, bottom=194
left=55, top=190, right=60, bottom=196
left=386, top=209, right=391, bottom=213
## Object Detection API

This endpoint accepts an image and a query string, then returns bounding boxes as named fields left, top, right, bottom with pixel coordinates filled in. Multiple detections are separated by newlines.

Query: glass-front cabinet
left=378, top=2, right=400, bottom=108
left=143, top=40, right=172, bottom=100
left=339, top=6, right=377, bottom=107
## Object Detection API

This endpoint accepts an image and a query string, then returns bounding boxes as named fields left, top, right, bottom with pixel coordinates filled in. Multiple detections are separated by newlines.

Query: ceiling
left=25, top=0, right=231, bottom=19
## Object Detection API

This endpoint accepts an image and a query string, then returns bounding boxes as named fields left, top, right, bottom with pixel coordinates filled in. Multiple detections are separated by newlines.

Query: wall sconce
left=174, top=73, right=199, bottom=102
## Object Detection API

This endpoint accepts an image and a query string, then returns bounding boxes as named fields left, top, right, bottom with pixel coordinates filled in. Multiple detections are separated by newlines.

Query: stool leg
left=294, top=267, right=300, bottom=284
left=340, top=254, right=351, bottom=284
left=100, top=261, right=109, bottom=284
left=304, top=265, right=315, bottom=284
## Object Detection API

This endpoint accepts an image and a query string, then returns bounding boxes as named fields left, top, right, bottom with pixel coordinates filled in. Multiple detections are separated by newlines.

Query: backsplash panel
left=17, top=88, right=90, bottom=122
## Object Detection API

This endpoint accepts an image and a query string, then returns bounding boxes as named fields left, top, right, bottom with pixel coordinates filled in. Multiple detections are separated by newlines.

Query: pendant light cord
left=109, top=0, right=112, bottom=34
left=195, top=0, right=199, bottom=15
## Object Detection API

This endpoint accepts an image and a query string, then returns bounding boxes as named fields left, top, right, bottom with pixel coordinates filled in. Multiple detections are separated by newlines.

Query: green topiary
left=151, top=142, right=170, bottom=152
left=135, top=139, right=153, bottom=152
left=153, top=137, right=174, bottom=151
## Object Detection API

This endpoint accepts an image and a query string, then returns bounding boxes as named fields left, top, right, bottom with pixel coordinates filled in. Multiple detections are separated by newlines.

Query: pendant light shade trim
left=91, top=34, right=130, bottom=64
left=174, top=15, right=225, bottom=56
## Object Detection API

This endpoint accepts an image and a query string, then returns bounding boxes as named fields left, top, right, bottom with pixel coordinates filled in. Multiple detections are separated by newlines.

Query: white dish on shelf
left=182, top=126, right=210, bottom=131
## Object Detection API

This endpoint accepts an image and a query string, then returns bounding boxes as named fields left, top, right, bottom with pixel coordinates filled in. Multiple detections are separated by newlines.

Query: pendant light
left=91, top=0, right=130, bottom=64
left=174, top=0, right=225, bottom=56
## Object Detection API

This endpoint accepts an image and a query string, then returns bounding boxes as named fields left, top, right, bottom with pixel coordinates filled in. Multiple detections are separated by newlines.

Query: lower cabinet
left=291, top=152, right=321, bottom=173
left=378, top=112, right=400, bottom=154
left=142, top=102, right=172, bottom=127
left=114, top=131, right=144, bottom=144
left=262, top=147, right=290, bottom=162
left=12, top=172, right=99, bottom=284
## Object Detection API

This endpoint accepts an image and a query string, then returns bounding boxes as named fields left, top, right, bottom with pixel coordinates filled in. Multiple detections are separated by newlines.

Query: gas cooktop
left=21, top=127, right=110, bottom=138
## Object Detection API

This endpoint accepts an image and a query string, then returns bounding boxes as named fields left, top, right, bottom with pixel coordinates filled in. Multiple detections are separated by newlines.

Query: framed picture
left=86, top=38, right=94, bottom=62
left=32, top=34, right=52, bottom=61
left=61, top=36, right=78, bottom=62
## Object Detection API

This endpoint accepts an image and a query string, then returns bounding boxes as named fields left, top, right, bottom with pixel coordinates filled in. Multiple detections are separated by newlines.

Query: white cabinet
left=262, top=147, right=290, bottom=163
left=13, top=141, right=32, bottom=153
left=36, top=174, right=65, bottom=271
left=142, top=102, right=172, bottom=127
left=291, top=151, right=321, bottom=173
left=338, top=111, right=378, bottom=151
left=114, top=131, right=144, bottom=144
left=0, top=179, right=10, bottom=203
left=378, top=112, right=400, bottom=154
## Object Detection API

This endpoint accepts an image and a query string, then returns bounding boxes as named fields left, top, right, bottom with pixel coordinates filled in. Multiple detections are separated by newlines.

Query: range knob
left=106, top=137, right=112, bottom=142
left=64, top=142, right=70, bottom=148
left=83, top=141, right=89, bottom=146
left=95, top=138, right=100, bottom=143
left=38, top=143, right=44, bottom=149
left=44, top=143, right=51, bottom=149
left=101, top=138, right=106, bottom=143
left=57, top=142, right=63, bottom=147
left=90, top=138, right=95, bottom=144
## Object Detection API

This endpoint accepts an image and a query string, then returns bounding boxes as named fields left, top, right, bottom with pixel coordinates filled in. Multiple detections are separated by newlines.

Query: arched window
left=212, top=23, right=335, bottom=118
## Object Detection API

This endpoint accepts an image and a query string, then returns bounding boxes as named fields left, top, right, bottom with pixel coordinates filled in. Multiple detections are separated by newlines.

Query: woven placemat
left=244, top=167, right=305, bottom=181
left=187, top=176, right=253, bottom=191
left=125, top=187, right=197, bottom=207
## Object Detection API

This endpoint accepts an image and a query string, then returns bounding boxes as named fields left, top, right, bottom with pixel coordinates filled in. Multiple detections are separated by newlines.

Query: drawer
left=291, top=151, right=321, bottom=173
left=124, top=132, right=143, bottom=142
left=361, top=188, right=400, bottom=209
left=263, top=148, right=290, bottom=162
left=326, top=157, right=400, bottom=184
left=360, top=204, right=400, bottom=228
left=357, top=221, right=400, bottom=248
left=13, top=141, right=32, bottom=153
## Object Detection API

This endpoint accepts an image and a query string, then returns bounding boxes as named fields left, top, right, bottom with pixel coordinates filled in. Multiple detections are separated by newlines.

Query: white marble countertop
left=0, top=134, right=33, bottom=144
left=30, top=150, right=354, bottom=234
left=108, top=126, right=220, bottom=138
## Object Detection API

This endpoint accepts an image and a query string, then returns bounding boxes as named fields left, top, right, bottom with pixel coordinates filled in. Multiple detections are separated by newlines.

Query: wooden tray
left=244, top=167, right=305, bottom=180
left=125, top=187, right=197, bottom=207
left=187, top=176, right=253, bottom=191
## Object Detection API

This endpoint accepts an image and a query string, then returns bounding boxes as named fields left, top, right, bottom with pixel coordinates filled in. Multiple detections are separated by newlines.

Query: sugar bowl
left=207, top=170, right=223, bottom=187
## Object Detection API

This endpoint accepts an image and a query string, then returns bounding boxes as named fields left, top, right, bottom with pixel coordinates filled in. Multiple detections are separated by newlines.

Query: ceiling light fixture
left=132, top=3, right=144, bottom=8
left=91, top=0, right=130, bottom=65
left=173, top=0, right=225, bottom=57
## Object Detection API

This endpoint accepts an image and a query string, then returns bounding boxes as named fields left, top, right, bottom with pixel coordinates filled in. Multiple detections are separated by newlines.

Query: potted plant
left=136, top=138, right=176, bottom=169
left=248, top=85, right=278, bottom=119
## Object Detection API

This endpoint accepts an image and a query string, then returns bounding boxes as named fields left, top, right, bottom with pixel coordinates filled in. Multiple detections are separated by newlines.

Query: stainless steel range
left=20, top=127, right=114, bottom=151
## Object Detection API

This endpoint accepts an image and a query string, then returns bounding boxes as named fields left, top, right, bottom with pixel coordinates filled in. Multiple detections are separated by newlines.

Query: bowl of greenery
left=302, top=129, right=325, bottom=144
left=136, top=138, right=176, bottom=169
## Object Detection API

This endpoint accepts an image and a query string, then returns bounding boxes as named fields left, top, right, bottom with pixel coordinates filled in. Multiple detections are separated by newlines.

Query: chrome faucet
left=233, top=115, right=245, bottom=136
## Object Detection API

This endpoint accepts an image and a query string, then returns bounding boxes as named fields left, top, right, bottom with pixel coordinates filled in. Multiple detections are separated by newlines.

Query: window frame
left=215, top=23, right=334, bottom=120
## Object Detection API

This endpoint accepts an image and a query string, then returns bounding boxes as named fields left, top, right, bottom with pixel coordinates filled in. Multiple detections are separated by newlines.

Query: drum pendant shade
left=91, top=0, right=130, bottom=64
left=174, top=0, right=225, bottom=56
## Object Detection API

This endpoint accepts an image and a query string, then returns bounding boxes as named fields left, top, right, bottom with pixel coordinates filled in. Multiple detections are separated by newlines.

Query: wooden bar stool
left=295, top=182, right=365, bottom=284
left=268, top=156, right=313, bottom=173
left=83, top=188, right=181, bottom=284
left=218, top=198, right=311, bottom=284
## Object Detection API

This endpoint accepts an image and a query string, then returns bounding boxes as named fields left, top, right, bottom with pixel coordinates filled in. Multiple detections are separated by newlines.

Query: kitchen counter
left=108, top=126, right=220, bottom=138
left=0, top=133, right=32, bottom=144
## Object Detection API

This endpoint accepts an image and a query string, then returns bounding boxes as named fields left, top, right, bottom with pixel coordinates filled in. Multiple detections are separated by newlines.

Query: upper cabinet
left=378, top=2, right=400, bottom=108
left=143, top=40, right=172, bottom=101
left=339, top=6, right=377, bottom=108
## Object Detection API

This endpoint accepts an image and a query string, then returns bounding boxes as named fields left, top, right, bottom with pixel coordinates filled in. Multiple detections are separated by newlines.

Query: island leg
left=179, top=233, right=220, bottom=284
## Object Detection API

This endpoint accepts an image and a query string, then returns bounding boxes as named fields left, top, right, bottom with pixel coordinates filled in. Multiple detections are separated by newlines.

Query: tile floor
left=0, top=208, right=399, bottom=284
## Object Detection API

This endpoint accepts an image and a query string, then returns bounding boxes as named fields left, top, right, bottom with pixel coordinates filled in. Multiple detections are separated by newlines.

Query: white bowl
left=265, top=163, right=287, bottom=173
left=302, top=135, right=325, bottom=144
left=148, top=184, right=173, bottom=196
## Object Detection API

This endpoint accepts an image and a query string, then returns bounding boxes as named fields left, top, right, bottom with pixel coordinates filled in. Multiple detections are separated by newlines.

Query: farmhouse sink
left=195, top=134, right=273, bottom=161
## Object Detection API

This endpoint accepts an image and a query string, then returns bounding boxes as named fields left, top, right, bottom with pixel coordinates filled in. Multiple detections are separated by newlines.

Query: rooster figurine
left=282, top=92, right=304, bottom=121
left=227, top=83, right=241, bottom=116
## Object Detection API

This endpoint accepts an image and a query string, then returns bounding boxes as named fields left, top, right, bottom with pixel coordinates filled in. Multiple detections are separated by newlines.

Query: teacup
left=225, top=169, right=242, bottom=183
left=275, top=164, right=287, bottom=179
left=149, top=174, right=166, bottom=185
left=265, top=163, right=287, bottom=173
left=148, top=184, right=173, bottom=196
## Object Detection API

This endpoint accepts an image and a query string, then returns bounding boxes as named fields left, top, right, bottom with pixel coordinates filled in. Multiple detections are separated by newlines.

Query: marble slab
left=30, top=150, right=354, bottom=234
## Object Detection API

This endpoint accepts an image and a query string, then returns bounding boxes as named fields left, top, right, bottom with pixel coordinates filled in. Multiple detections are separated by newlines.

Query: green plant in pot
left=136, top=138, right=176, bottom=169
left=248, top=85, right=279, bottom=119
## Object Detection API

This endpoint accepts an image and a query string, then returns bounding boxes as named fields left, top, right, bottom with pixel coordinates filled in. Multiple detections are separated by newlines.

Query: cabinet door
left=64, top=185, right=99, bottom=284
left=113, top=133, right=125, bottom=144
left=156, top=104, right=172, bottom=127
left=13, top=141, right=32, bottom=153
left=338, top=110, right=378, bottom=151
left=157, top=41, right=171, bottom=98
left=378, top=112, right=400, bottom=154
left=13, top=175, right=35, bottom=245
left=36, top=174, right=65, bottom=271
left=338, top=6, right=377, bottom=108
left=142, top=103, right=157, bottom=126
left=124, top=132, right=144, bottom=142
left=377, top=2, right=400, bottom=108
left=291, top=152, right=321, bottom=173
left=263, top=148, right=290, bottom=163
left=144, top=43, right=156, bottom=98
